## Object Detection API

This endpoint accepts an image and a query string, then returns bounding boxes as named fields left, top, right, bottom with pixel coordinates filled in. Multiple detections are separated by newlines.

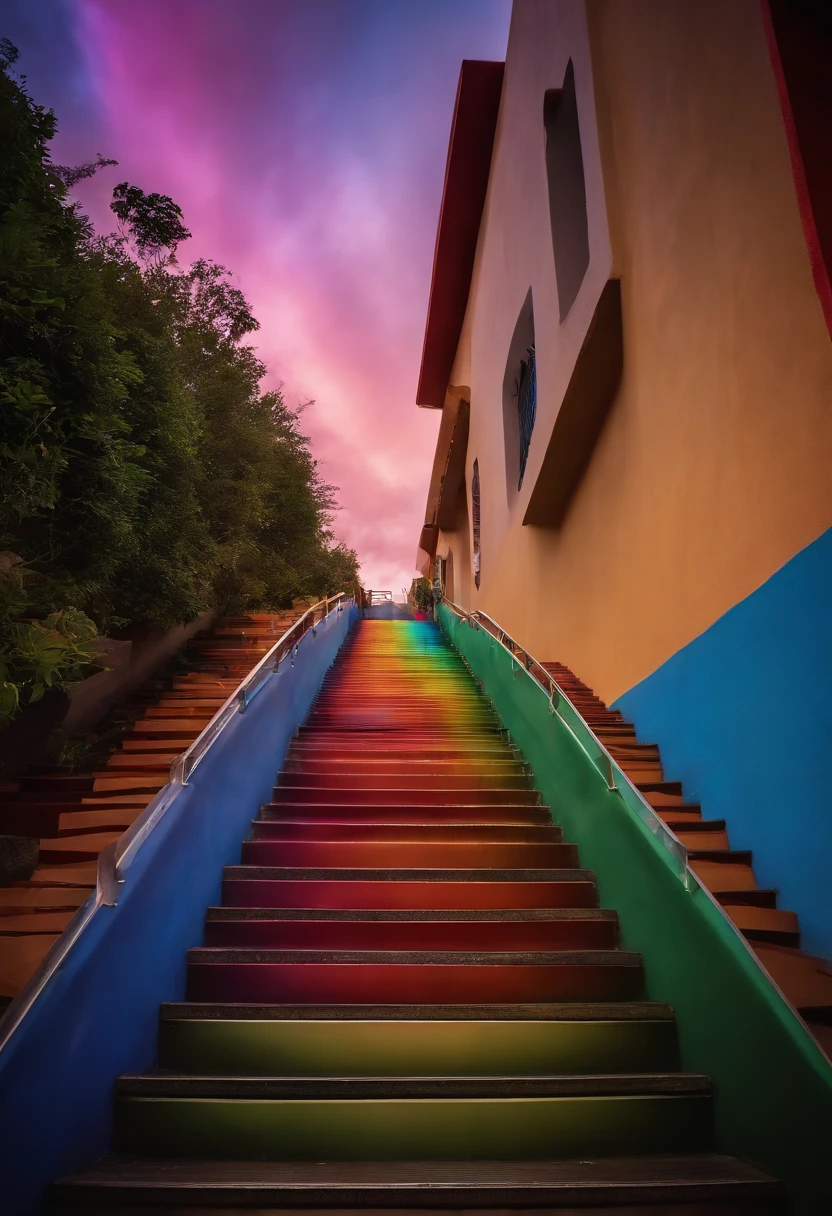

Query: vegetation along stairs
left=51, top=620, right=780, bottom=1212
left=0, top=608, right=311, bottom=1007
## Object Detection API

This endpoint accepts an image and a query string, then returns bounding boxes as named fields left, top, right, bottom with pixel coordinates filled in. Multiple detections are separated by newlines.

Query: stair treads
left=160, top=999, right=677, bottom=1020
left=206, top=906, right=613, bottom=921
left=0, top=933, right=60, bottom=998
left=50, top=620, right=768, bottom=1210
left=52, top=1151, right=782, bottom=1206
left=116, top=1073, right=710, bottom=1099
left=289, top=743, right=517, bottom=756
left=224, top=865, right=593, bottom=881
left=284, top=759, right=523, bottom=772
left=0, top=885, right=91, bottom=911
left=0, top=909, right=77, bottom=934
left=187, top=948, right=639, bottom=965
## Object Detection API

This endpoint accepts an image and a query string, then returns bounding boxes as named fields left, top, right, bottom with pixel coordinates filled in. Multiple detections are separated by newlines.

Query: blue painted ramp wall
left=615, top=528, right=832, bottom=960
left=0, top=603, right=357, bottom=1216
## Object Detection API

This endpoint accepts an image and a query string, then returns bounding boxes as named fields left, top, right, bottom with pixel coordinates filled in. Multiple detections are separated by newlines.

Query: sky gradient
left=3, top=0, right=511, bottom=591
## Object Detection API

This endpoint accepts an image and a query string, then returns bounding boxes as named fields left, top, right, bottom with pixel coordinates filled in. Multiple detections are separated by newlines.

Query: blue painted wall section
left=0, top=603, right=358, bottom=1216
left=614, top=528, right=832, bottom=960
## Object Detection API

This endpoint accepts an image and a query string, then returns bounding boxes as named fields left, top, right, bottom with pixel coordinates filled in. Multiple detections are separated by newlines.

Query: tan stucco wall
left=441, top=0, right=832, bottom=703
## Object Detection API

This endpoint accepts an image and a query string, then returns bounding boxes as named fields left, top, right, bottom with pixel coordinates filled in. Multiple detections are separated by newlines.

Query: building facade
left=416, top=0, right=832, bottom=958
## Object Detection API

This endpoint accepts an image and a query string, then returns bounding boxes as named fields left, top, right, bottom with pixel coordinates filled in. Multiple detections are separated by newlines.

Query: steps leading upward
left=0, top=609, right=310, bottom=1006
left=542, top=660, right=832, bottom=1059
left=52, top=621, right=778, bottom=1212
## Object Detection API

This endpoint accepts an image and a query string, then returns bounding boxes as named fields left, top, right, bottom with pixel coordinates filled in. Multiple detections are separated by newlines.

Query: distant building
left=416, top=0, right=832, bottom=957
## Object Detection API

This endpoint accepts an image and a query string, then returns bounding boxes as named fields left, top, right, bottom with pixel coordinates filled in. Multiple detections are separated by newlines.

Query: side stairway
left=541, top=661, right=832, bottom=1058
left=0, top=610, right=308, bottom=1007
left=52, top=621, right=779, bottom=1212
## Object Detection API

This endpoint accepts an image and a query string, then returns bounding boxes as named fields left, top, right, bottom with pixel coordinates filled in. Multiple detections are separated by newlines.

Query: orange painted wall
left=440, top=0, right=832, bottom=704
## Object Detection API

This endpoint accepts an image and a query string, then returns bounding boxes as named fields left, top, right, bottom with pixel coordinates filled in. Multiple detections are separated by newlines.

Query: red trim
left=761, top=0, right=832, bottom=340
left=416, top=61, right=504, bottom=408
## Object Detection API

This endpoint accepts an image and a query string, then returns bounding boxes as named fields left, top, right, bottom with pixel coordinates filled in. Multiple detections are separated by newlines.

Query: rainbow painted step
left=52, top=620, right=779, bottom=1212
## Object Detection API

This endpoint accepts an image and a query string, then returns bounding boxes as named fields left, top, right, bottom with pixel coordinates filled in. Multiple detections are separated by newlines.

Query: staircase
left=52, top=621, right=779, bottom=1211
left=0, top=610, right=309, bottom=1006
left=542, top=661, right=832, bottom=1059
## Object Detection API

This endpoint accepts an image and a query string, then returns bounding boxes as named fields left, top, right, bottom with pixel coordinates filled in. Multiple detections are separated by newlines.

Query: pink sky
left=50, top=0, right=511, bottom=591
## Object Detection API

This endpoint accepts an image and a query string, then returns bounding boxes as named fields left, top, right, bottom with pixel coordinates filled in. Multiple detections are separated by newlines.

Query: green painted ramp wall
left=439, top=603, right=832, bottom=1215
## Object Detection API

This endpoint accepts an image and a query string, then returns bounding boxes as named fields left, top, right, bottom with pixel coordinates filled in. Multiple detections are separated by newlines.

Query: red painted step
left=221, top=876, right=599, bottom=910
left=239, top=840, right=579, bottom=868
left=275, top=772, right=532, bottom=790
left=185, top=953, right=643, bottom=1003
left=250, top=821, right=563, bottom=841
left=202, top=915, right=619, bottom=950
left=271, top=786, right=541, bottom=805
left=261, top=803, right=552, bottom=823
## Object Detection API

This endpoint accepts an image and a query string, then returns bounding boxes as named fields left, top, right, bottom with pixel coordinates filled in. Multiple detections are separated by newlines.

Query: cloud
left=61, top=0, right=510, bottom=588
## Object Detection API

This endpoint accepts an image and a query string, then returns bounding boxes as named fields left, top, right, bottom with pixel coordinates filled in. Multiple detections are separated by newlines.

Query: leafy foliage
left=111, top=181, right=191, bottom=263
left=0, top=44, right=359, bottom=728
left=52, top=152, right=118, bottom=189
left=0, top=554, right=101, bottom=727
left=411, top=578, right=433, bottom=614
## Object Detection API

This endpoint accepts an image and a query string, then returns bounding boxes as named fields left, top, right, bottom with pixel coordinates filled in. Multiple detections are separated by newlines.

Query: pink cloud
left=67, top=0, right=510, bottom=590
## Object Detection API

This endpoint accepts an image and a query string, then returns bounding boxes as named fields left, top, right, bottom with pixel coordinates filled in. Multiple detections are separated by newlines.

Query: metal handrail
left=117, top=593, right=347, bottom=878
left=445, top=602, right=688, bottom=879
left=438, top=596, right=824, bottom=1050
left=0, top=593, right=350, bottom=1055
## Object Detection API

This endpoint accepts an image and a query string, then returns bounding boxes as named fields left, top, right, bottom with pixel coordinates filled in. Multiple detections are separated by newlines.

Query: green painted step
left=114, top=1092, right=713, bottom=1161
left=158, top=1016, right=681, bottom=1075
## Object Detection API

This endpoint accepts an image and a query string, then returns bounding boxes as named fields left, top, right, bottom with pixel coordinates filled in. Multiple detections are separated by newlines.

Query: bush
left=0, top=41, right=358, bottom=728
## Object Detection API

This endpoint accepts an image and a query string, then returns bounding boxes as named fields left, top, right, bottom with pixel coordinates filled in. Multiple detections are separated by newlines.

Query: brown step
left=752, top=942, right=832, bottom=1009
left=722, top=904, right=800, bottom=948
left=669, top=821, right=728, bottom=849
left=37, top=831, right=122, bottom=863
left=689, top=859, right=756, bottom=893
left=655, top=807, right=703, bottom=824
left=0, top=908, right=77, bottom=934
left=0, top=885, right=91, bottom=912
left=0, top=933, right=60, bottom=998
left=49, top=1151, right=784, bottom=1214
left=715, top=889, right=779, bottom=909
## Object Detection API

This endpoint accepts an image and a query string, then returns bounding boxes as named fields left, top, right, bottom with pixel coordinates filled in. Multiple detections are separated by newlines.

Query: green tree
left=0, top=43, right=358, bottom=728
left=110, top=181, right=191, bottom=264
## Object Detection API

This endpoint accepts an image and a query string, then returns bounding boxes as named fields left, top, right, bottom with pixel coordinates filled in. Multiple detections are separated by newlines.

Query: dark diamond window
left=516, top=345, right=537, bottom=490
left=471, top=458, right=481, bottom=590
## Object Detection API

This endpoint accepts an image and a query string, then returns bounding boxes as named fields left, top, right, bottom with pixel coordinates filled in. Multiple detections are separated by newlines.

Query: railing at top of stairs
left=0, top=592, right=351, bottom=1056
left=441, top=599, right=689, bottom=878
left=439, top=596, right=828, bottom=1053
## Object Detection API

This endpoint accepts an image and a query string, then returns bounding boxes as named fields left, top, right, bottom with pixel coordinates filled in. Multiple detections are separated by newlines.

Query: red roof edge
left=416, top=60, right=505, bottom=408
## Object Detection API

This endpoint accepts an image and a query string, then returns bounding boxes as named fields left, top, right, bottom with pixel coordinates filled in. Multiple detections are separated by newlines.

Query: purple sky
left=4, top=0, right=510, bottom=591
